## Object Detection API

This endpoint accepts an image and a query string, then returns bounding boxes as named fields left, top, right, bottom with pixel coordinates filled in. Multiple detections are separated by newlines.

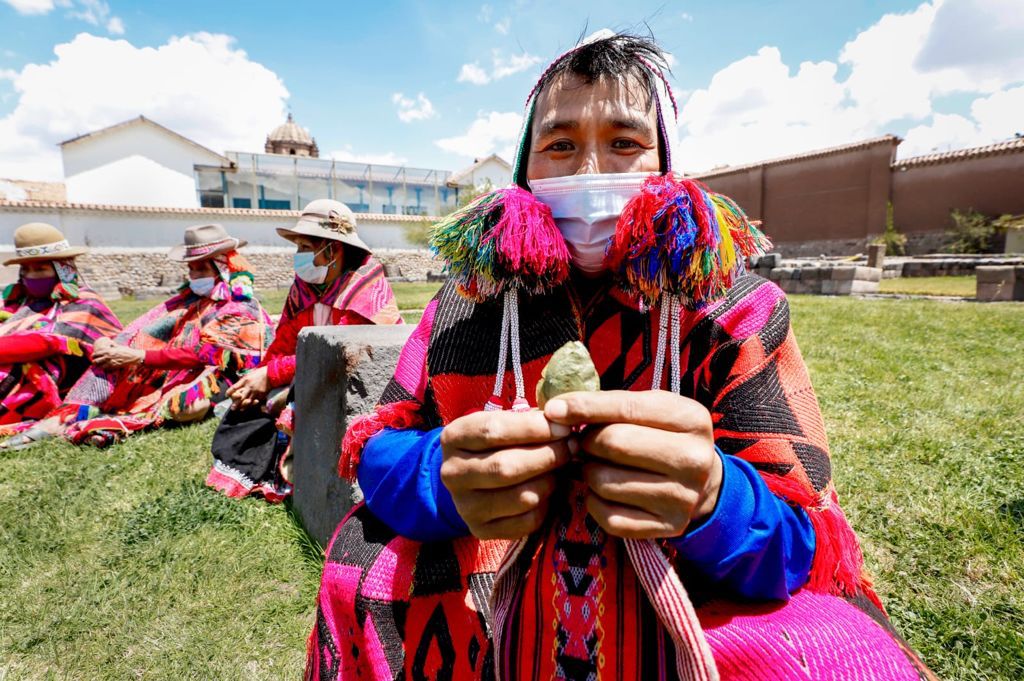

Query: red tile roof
left=0, top=199, right=438, bottom=222
left=690, top=135, right=902, bottom=179
left=894, top=136, right=1024, bottom=168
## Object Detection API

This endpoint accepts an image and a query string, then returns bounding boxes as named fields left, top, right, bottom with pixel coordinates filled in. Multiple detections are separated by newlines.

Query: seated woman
left=207, top=199, right=402, bottom=503
left=0, top=223, right=122, bottom=448
left=28, top=223, right=272, bottom=448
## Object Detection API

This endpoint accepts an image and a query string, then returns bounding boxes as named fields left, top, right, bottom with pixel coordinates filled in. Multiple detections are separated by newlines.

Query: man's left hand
left=544, top=390, right=722, bottom=539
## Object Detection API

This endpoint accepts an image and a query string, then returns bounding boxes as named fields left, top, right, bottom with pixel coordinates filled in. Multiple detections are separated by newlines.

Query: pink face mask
left=23, top=275, right=58, bottom=299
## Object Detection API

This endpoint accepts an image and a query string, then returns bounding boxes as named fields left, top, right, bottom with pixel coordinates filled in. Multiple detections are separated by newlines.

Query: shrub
left=945, top=209, right=1006, bottom=254
left=872, top=201, right=907, bottom=255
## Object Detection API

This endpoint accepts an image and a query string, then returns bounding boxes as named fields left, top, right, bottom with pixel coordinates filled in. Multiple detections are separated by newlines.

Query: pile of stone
left=751, top=254, right=881, bottom=295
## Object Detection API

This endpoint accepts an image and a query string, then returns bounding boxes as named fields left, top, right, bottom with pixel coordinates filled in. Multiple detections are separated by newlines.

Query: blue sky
left=1, top=0, right=1022, bottom=179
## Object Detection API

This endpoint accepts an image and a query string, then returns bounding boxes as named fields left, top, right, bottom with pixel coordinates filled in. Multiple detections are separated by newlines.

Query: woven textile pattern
left=57, top=289, right=271, bottom=443
left=0, top=283, right=122, bottom=434
left=310, top=275, right=934, bottom=680
left=283, top=256, right=402, bottom=326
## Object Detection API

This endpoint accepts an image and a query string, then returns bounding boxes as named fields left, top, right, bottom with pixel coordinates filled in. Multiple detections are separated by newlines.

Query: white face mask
left=529, top=172, right=654, bottom=273
left=294, top=244, right=332, bottom=284
left=189, top=276, right=216, bottom=297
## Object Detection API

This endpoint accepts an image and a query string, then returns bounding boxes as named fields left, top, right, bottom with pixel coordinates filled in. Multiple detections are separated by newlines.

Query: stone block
left=850, top=279, right=880, bottom=294
left=975, top=266, right=1024, bottom=301
left=292, top=324, right=415, bottom=547
left=857, top=266, right=882, bottom=282
left=829, top=266, right=857, bottom=281
left=759, top=253, right=781, bottom=268
left=801, top=267, right=822, bottom=281
left=867, top=243, right=886, bottom=269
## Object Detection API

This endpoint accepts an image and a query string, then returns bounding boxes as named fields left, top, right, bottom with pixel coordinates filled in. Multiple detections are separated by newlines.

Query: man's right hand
left=440, top=410, right=571, bottom=540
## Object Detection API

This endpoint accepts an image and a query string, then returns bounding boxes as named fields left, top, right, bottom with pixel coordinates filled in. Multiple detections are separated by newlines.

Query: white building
left=61, top=116, right=229, bottom=208
left=446, top=153, right=513, bottom=191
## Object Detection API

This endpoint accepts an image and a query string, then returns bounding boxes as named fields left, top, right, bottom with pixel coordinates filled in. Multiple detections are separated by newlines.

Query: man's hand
left=544, top=390, right=722, bottom=539
left=440, top=410, right=571, bottom=540
left=92, top=342, right=144, bottom=368
left=226, top=366, right=271, bottom=409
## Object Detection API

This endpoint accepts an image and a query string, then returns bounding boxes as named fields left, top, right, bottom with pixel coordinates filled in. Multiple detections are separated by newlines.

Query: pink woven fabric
left=701, top=590, right=923, bottom=680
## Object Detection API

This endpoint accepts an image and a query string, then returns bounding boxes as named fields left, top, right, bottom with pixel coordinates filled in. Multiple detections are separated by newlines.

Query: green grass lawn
left=879, top=275, right=977, bottom=297
left=2, top=290, right=1022, bottom=679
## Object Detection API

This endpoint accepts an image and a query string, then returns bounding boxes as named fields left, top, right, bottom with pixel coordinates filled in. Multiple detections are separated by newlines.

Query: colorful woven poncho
left=0, top=262, right=122, bottom=436
left=53, top=257, right=272, bottom=445
left=307, top=31, right=933, bottom=680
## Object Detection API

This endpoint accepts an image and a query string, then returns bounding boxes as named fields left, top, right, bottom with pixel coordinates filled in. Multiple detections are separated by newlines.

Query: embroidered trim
left=15, top=239, right=71, bottom=258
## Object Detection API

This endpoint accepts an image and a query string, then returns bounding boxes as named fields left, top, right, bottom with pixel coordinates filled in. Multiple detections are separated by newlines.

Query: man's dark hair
left=517, top=32, right=671, bottom=185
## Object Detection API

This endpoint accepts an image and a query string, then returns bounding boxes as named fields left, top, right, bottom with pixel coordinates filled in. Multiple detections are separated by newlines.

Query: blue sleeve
left=671, top=451, right=816, bottom=601
left=358, top=427, right=470, bottom=542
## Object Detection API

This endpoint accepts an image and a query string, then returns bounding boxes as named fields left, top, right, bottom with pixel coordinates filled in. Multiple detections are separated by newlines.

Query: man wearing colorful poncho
left=308, top=33, right=934, bottom=680
left=0, top=223, right=122, bottom=448
left=16, top=223, right=272, bottom=448
left=207, top=199, right=402, bottom=503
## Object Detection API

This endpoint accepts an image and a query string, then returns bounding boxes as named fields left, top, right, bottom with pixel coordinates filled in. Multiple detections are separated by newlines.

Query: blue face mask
left=294, top=246, right=331, bottom=284
left=189, top=276, right=216, bottom=297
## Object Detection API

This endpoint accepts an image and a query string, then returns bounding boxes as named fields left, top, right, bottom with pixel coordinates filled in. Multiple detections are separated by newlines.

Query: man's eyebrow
left=610, top=117, right=654, bottom=136
left=536, top=119, right=579, bottom=136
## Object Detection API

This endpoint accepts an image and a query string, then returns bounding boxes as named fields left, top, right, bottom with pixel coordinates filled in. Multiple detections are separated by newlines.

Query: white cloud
left=901, top=85, right=1024, bottom=155
left=0, top=68, right=18, bottom=81
left=457, top=63, right=490, bottom=86
left=391, top=92, right=437, bottom=123
left=65, top=0, right=124, bottom=35
left=436, top=110, right=522, bottom=160
left=4, top=0, right=125, bottom=33
left=3, top=0, right=54, bottom=14
left=330, top=146, right=409, bottom=166
left=476, top=3, right=492, bottom=23
left=675, top=0, right=1024, bottom=173
left=494, top=17, right=511, bottom=34
left=0, top=32, right=289, bottom=180
left=680, top=12, right=693, bottom=22
left=456, top=49, right=541, bottom=85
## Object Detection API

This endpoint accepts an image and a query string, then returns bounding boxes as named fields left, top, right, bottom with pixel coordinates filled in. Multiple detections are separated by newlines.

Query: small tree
left=872, top=201, right=907, bottom=255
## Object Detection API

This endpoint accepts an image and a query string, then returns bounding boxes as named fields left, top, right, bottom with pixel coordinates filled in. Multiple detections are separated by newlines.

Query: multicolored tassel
left=607, top=174, right=771, bottom=308
left=430, top=187, right=570, bottom=301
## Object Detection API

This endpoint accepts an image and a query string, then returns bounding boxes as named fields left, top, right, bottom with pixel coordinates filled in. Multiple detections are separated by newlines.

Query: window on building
left=259, top=199, right=291, bottom=210
left=199, top=192, right=225, bottom=208
left=232, top=198, right=252, bottom=209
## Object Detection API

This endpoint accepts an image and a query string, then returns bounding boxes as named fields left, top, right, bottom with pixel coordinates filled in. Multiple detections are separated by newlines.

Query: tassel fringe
left=430, top=187, right=570, bottom=301
left=607, top=174, right=771, bottom=308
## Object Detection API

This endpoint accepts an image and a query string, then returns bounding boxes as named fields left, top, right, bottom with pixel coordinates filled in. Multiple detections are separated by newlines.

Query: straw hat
left=277, top=199, right=370, bottom=254
left=168, top=224, right=247, bottom=262
left=4, top=222, right=89, bottom=266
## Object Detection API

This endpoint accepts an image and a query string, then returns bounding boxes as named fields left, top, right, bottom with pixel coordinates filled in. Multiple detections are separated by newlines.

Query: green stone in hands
left=535, top=341, right=601, bottom=408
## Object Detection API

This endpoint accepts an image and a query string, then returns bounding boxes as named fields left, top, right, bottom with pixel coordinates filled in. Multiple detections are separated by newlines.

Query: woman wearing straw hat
left=23, top=223, right=273, bottom=448
left=206, top=199, right=401, bottom=503
left=0, top=223, right=122, bottom=448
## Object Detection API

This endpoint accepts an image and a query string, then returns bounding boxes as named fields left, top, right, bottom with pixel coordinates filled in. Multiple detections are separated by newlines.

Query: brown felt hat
left=168, top=223, right=247, bottom=262
left=4, top=222, right=89, bottom=266
left=276, top=199, right=370, bottom=254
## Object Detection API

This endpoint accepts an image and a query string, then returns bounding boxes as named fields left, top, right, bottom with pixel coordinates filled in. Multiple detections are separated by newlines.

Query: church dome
left=265, top=114, right=319, bottom=157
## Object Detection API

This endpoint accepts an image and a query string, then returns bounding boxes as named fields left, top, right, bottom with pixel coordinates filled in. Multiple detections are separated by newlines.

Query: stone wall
left=21, top=247, right=444, bottom=299
left=770, top=231, right=949, bottom=258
